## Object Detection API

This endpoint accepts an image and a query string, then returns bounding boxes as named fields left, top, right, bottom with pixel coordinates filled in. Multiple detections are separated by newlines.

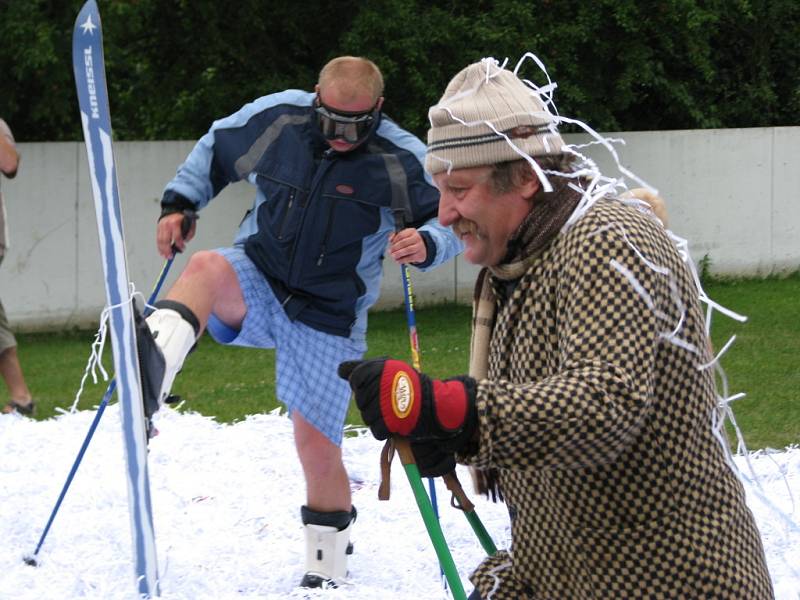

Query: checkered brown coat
left=462, top=199, right=773, bottom=599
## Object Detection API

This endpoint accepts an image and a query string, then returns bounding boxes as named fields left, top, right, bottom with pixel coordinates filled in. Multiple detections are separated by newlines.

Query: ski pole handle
left=400, top=264, right=422, bottom=371
left=179, top=208, right=197, bottom=239
left=168, top=208, right=198, bottom=256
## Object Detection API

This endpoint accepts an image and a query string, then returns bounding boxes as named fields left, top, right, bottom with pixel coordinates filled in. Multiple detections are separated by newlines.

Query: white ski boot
left=299, top=506, right=357, bottom=589
left=135, top=300, right=199, bottom=436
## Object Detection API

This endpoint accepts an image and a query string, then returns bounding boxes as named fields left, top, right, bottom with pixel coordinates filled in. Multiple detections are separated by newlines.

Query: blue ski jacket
left=161, top=90, right=462, bottom=338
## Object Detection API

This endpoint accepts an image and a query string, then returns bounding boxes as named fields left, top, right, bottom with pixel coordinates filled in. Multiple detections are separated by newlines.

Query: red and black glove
left=338, top=358, right=478, bottom=452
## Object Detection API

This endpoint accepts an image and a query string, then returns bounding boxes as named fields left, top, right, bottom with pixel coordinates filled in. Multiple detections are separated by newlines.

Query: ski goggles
left=314, top=97, right=378, bottom=144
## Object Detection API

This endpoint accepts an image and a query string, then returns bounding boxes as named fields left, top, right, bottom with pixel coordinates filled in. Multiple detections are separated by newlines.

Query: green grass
left=4, top=274, right=798, bottom=450
left=705, top=273, right=800, bottom=449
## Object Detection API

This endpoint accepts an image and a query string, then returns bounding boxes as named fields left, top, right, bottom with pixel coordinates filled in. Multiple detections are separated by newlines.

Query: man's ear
left=375, top=96, right=385, bottom=111
left=519, top=174, right=540, bottom=202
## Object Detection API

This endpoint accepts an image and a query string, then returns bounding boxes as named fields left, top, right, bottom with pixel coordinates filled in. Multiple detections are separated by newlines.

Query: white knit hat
left=425, top=58, right=564, bottom=175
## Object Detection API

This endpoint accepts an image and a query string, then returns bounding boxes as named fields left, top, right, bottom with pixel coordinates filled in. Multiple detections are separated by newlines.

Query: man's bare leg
left=294, top=412, right=355, bottom=587
left=140, top=250, right=246, bottom=415
left=0, top=346, right=33, bottom=411
left=294, top=411, right=351, bottom=512
left=164, top=250, right=247, bottom=331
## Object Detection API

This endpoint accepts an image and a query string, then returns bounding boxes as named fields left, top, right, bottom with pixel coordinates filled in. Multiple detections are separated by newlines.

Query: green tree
left=0, top=1, right=80, bottom=140
left=342, top=0, right=799, bottom=135
left=102, top=0, right=360, bottom=140
left=0, top=0, right=359, bottom=141
left=1, top=0, right=797, bottom=141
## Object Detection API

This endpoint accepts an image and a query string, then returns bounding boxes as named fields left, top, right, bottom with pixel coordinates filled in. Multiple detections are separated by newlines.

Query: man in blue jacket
left=137, top=56, right=462, bottom=588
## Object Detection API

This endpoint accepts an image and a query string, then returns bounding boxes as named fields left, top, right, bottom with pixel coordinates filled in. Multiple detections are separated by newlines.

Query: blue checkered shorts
left=206, top=246, right=366, bottom=446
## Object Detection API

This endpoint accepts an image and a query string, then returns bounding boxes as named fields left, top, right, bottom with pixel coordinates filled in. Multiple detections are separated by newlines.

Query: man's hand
left=388, top=228, right=426, bottom=264
left=157, top=211, right=197, bottom=258
left=338, top=358, right=477, bottom=451
left=411, top=441, right=456, bottom=477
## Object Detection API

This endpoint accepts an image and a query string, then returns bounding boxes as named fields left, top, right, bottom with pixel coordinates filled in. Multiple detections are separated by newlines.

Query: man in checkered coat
left=340, top=58, right=773, bottom=598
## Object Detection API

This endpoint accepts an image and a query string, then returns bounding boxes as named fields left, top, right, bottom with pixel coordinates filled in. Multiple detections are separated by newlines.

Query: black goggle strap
left=315, top=95, right=378, bottom=121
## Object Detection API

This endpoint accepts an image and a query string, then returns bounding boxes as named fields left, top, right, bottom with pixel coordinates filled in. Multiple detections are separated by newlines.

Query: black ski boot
left=134, top=305, right=166, bottom=440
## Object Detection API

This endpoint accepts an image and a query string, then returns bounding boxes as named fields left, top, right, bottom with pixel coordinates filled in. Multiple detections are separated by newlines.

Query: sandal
left=2, top=399, right=35, bottom=415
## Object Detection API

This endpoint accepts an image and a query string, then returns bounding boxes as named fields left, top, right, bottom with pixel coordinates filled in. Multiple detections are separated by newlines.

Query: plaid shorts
left=206, top=246, right=366, bottom=446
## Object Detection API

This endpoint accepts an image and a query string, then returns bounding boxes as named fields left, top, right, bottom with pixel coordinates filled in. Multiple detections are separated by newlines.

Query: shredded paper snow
left=1, top=407, right=798, bottom=599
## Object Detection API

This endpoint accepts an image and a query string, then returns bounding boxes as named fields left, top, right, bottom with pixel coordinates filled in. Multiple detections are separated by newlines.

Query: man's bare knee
left=167, top=251, right=243, bottom=325
left=182, top=250, right=232, bottom=279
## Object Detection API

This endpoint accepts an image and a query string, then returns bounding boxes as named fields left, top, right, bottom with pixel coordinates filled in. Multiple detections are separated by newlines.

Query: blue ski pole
left=392, top=212, right=446, bottom=587
left=24, top=256, right=175, bottom=567
left=398, top=257, right=442, bottom=516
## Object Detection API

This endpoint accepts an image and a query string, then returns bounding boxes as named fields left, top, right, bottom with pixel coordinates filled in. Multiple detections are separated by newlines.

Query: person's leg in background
left=0, top=295, right=33, bottom=414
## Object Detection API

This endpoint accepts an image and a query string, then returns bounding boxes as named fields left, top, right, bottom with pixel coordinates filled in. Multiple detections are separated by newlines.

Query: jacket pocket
left=315, top=193, right=381, bottom=267
left=255, top=173, right=304, bottom=243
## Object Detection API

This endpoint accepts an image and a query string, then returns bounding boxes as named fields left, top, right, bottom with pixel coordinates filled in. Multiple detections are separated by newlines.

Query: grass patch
left=705, top=272, right=800, bottom=449
left=5, top=274, right=798, bottom=450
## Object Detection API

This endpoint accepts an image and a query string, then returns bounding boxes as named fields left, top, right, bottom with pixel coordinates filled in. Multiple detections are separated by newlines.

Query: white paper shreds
left=1, top=407, right=798, bottom=599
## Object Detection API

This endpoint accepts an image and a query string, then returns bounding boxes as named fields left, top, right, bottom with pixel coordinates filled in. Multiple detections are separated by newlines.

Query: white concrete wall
left=571, top=127, right=800, bottom=275
left=1, top=127, right=797, bottom=331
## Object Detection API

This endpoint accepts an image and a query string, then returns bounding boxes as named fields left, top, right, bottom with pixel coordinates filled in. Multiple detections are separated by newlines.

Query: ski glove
left=338, top=358, right=478, bottom=452
left=411, top=441, right=456, bottom=478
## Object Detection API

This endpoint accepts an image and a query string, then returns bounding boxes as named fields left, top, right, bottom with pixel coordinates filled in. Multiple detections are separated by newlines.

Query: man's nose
left=438, top=193, right=457, bottom=227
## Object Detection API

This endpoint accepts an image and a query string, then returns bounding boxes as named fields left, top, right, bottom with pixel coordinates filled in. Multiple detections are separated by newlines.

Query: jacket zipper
left=316, top=197, right=337, bottom=266
left=287, top=151, right=334, bottom=288
left=277, top=188, right=296, bottom=240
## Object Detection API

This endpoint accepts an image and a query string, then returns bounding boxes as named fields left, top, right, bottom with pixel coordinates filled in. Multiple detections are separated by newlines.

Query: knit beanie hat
left=426, top=58, right=564, bottom=175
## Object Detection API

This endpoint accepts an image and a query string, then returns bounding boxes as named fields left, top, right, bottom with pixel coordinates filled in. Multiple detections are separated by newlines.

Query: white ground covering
left=2, top=406, right=798, bottom=599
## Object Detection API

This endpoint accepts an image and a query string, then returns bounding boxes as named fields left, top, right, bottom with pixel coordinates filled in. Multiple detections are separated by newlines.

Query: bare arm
left=0, top=131, right=19, bottom=178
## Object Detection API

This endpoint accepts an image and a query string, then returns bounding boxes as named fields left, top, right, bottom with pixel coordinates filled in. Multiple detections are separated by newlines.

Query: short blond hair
left=318, top=56, right=384, bottom=102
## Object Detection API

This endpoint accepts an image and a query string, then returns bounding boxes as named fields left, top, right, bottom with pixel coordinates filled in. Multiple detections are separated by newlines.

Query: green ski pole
left=393, top=438, right=467, bottom=599
left=443, top=472, right=497, bottom=556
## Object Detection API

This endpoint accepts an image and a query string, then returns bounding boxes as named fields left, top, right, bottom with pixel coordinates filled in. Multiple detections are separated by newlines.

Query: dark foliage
left=1, top=0, right=797, bottom=141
